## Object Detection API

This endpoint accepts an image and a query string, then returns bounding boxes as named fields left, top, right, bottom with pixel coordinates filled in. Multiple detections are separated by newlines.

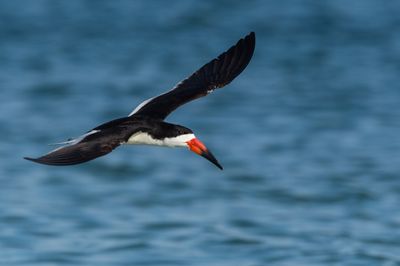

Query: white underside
left=126, top=132, right=195, bottom=147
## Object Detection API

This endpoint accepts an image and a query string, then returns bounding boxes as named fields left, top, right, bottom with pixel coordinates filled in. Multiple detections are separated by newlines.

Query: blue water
left=2, top=1, right=400, bottom=265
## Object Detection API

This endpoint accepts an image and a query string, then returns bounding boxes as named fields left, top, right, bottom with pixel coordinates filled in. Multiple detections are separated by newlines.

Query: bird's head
left=164, top=125, right=223, bottom=170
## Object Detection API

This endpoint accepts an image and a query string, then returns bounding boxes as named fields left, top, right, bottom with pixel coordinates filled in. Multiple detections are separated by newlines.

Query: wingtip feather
left=24, top=156, right=58, bottom=166
left=24, top=156, right=36, bottom=162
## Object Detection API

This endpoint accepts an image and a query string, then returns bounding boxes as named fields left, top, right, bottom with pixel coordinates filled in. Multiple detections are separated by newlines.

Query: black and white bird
left=25, top=32, right=256, bottom=169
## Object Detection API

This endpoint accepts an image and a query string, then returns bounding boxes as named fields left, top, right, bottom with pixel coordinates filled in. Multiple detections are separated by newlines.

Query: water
left=1, top=1, right=400, bottom=265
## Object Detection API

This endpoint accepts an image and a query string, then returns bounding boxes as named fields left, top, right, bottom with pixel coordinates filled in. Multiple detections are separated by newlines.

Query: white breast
left=126, top=132, right=195, bottom=147
left=127, top=132, right=163, bottom=146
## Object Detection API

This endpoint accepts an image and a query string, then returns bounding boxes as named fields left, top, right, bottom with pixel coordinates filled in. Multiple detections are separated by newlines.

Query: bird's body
left=25, top=32, right=256, bottom=169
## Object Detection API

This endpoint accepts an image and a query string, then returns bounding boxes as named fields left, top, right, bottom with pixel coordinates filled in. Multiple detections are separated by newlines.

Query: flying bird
left=25, top=32, right=256, bottom=169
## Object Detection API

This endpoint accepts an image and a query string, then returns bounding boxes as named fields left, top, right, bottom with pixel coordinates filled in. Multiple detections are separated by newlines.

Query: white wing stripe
left=129, top=97, right=155, bottom=116
left=51, top=130, right=100, bottom=147
left=129, top=75, right=192, bottom=117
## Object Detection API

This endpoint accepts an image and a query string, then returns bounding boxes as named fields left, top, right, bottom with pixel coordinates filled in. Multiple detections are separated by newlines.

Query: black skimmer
left=25, top=32, right=256, bottom=169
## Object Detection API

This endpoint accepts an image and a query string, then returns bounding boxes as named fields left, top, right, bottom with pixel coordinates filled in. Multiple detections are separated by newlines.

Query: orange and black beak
left=186, top=138, right=223, bottom=170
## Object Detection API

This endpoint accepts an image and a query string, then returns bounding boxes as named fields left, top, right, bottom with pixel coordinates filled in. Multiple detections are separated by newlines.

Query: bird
left=24, top=32, right=256, bottom=169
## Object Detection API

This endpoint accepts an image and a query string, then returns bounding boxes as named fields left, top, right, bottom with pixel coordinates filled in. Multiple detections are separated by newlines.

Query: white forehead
left=162, top=133, right=196, bottom=147
left=170, top=133, right=195, bottom=143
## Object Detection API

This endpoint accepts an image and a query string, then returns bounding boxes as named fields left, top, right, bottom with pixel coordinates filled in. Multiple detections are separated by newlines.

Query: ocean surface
left=1, top=1, right=400, bottom=265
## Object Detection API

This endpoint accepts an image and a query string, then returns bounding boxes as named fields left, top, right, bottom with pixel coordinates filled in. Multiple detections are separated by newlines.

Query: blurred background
left=1, top=0, right=400, bottom=265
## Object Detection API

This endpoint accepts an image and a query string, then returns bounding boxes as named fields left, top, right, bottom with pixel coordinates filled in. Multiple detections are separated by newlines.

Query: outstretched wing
left=24, top=141, right=118, bottom=166
left=130, top=32, right=256, bottom=120
left=24, top=127, right=127, bottom=166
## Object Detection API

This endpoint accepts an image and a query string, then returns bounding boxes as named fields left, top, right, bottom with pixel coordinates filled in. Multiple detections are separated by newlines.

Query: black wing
left=24, top=128, right=126, bottom=166
left=24, top=142, right=117, bottom=166
left=130, top=32, right=256, bottom=120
